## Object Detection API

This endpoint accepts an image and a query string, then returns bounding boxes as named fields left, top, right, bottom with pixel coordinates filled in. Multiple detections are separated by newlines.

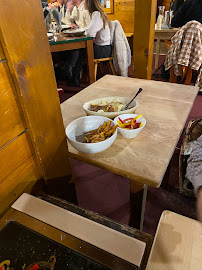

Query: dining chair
left=165, top=39, right=193, bottom=85
left=94, top=52, right=116, bottom=80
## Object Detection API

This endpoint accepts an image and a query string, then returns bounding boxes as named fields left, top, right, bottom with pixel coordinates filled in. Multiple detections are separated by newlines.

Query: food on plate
left=0, top=260, right=14, bottom=270
left=90, top=98, right=125, bottom=112
left=117, top=115, right=144, bottom=129
left=83, top=120, right=117, bottom=143
left=23, top=255, right=56, bottom=270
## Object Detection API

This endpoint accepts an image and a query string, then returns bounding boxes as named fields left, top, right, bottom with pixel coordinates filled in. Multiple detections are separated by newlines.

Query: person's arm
left=83, top=10, right=91, bottom=29
left=65, top=3, right=76, bottom=23
left=85, top=12, right=103, bottom=38
left=171, top=0, right=192, bottom=27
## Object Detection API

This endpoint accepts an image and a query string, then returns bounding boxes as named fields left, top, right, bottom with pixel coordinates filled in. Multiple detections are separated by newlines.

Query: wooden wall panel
left=162, top=0, right=171, bottom=10
left=0, top=133, right=33, bottom=183
left=0, top=62, right=26, bottom=148
left=0, top=0, right=72, bottom=180
left=108, top=0, right=135, bottom=33
left=0, top=156, right=37, bottom=216
left=0, top=42, right=5, bottom=60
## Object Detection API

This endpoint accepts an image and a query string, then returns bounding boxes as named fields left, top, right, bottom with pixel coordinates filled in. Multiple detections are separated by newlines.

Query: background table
left=154, top=28, right=179, bottom=69
left=61, top=75, right=198, bottom=228
left=146, top=211, right=202, bottom=270
left=50, top=34, right=95, bottom=84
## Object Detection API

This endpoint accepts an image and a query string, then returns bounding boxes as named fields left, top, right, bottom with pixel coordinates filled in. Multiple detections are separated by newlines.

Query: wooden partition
left=0, top=0, right=72, bottom=216
left=107, top=0, right=135, bottom=33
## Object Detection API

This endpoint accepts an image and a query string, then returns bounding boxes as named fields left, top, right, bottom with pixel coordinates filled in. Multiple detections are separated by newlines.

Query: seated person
left=186, top=134, right=202, bottom=223
left=84, top=0, right=112, bottom=59
left=49, top=0, right=71, bottom=25
left=171, top=0, right=202, bottom=27
left=171, top=0, right=184, bottom=15
left=65, top=0, right=91, bottom=29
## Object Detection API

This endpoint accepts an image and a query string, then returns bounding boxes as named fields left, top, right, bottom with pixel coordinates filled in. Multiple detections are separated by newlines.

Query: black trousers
left=93, top=44, right=112, bottom=59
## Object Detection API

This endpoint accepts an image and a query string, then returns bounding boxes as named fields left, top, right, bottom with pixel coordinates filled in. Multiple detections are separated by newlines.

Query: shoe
left=72, top=77, right=80, bottom=87
left=68, top=77, right=80, bottom=87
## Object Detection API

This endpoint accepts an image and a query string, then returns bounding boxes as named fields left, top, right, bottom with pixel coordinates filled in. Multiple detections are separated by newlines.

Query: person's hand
left=71, top=23, right=79, bottom=29
left=67, top=1, right=74, bottom=11
left=197, top=186, right=202, bottom=223
left=48, top=3, right=58, bottom=9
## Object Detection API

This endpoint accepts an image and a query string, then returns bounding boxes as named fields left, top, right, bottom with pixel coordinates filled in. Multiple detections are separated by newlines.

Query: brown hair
left=84, top=0, right=109, bottom=28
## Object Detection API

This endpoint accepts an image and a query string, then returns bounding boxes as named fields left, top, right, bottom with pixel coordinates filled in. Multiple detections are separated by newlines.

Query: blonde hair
left=85, top=0, right=109, bottom=28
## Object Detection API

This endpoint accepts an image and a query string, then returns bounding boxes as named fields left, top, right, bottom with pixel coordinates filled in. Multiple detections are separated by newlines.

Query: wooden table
left=154, top=28, right=179, bottom=69
left=61, top=75, right=198, bottom=228
left=0, top=193, right=153, bottom=270
left=146, top=211, right=202, bottom=270
left=50, top=34, right=95, bottom=84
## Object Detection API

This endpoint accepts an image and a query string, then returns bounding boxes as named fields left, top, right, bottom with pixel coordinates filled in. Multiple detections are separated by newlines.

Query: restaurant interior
left=0, top=0, right=202, bottom=269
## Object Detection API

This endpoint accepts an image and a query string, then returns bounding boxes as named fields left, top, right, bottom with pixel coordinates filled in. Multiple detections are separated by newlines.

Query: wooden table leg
left=129, top=180, right=147, bottom=230
left=86, top=39, right=95, bottom=84
left=155, top=38, right=160, bottom=69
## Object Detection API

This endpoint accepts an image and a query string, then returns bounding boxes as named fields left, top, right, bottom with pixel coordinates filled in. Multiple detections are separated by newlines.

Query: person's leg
left=72, top=49, right=86, bottom=86
left=63, top=50, right=80, bottom=82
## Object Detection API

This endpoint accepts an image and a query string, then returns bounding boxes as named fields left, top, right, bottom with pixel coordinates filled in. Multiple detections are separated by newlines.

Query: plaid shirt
left=165, top=20, right=202, bottom=88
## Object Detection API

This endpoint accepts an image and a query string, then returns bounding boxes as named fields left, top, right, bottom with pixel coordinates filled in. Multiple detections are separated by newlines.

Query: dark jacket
left=171, top=0, right=202, bottom=27
left=171, top=0, right=184, bottom=15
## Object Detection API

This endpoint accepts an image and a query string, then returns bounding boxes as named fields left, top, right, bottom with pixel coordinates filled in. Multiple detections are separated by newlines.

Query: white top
left=65, top=1, right=91, bottom=29
left=85, top=11, right=111, bottom=46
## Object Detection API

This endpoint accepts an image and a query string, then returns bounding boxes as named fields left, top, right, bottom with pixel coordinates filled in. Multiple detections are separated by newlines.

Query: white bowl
left=114, top=114, right=146, bottom=139
left=83, top=97, right=138, bottom=119
left=65, top=116, right=117, bottom=154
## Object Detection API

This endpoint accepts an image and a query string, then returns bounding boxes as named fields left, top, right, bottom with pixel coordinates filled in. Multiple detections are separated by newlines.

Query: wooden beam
left=0, top=0, right=72, bottom=180
left=133, top=0, right=157, bottom=79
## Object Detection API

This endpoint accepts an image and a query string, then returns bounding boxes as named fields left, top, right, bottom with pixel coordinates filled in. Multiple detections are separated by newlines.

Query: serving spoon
left=124, top=88, right=143, bottom=110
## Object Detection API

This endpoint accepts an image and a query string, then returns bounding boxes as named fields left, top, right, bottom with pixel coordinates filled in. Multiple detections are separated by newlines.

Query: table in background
left=154, top=28, right=179, bottom=69
left=50, top=34, right=95, bottom=84
left=61, top=75, right=198, bottom=229
left=146, top=211, right=202, bottom=270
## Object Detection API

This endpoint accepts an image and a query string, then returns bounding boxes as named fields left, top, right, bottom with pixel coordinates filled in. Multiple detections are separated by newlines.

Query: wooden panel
left=108, top=0, right=135, bottom=33
left=146, top=211, right=202, bottom=270
left=133, top=0, right=157, bottom=79
left=0, top=62, right=26, bottom=148
left=12, top=194, right=146, bottom=267
left=0, top=133, right=33, bottom=183
left=0, top=156, right=38, bottom=216
left=0, top=0, right=72, bottom=180
left=0, top=41, right=5, bottom=60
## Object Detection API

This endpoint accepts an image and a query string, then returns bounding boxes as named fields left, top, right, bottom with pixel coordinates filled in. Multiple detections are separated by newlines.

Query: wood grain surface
left=133, top=0, right=157, bottom=79
left=0, top=62, right=26, bottom=148
left=108, top=0, right=135, bottom=33
left=0, top=0, right=72, bottom=180
left=0, top=42, right=5, bottom=60
left=0, top=157, right=37, bottom=216
left=61, top=75, right=198, bottom=187
left=146, top=211, right=202, bottom=270
left=0, top=133, right=32, bottom=183
left=12, top=193, right=146, bottom=267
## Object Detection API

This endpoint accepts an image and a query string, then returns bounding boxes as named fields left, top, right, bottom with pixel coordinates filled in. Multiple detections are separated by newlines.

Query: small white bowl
left=83, top=97, right=138, bottom=119
left=65, top=116, right=117, bottom=154
left=114, top=114, right=146, bottom=139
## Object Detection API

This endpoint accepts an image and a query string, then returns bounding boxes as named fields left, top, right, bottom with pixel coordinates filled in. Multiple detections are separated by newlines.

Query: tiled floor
left=57, top=55, right=201, bottom=235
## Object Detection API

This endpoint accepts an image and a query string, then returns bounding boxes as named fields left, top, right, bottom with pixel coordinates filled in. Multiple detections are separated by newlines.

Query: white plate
left=83, top=97, right=139, bottom=119
left=47, top=32, right=53, bottom=38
